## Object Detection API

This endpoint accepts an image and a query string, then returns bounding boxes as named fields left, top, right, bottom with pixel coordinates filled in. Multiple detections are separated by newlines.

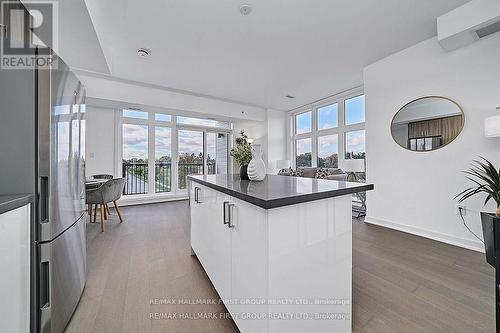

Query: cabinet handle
left=223, top=201, right=229, bottom=224
left=227, top=203, right=236, bottom=228
left=194, top=187, right=200, bottom=203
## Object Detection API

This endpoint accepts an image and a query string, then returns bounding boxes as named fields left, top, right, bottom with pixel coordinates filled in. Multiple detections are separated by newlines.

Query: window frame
left=289, top=87, right=365, bottom=170
left=118, top=110, right=232, bottom=198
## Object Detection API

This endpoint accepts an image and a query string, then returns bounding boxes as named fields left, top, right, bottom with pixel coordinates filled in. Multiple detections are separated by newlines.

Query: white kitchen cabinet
left=229, top=196, right=268, bottom=332
left=0, top=204, right=31, bottom=333
left=190, top=185, right=231, bottom=301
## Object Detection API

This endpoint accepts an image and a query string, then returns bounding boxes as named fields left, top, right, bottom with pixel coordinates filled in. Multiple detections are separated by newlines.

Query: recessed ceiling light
left=137, top=48, right=151, bottom=58
left=285, top=95, right=295, bottom=99
left=240, top=4, right=252, bottom=15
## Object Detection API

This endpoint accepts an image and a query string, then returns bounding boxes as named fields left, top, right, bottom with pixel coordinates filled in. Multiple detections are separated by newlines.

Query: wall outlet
left=456, top=205, right=467, bottom=216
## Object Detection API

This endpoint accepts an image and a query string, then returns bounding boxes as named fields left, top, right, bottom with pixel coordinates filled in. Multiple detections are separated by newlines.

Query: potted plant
left=230, top=131, right=252, bottom=180
left=456, top=157, right=500, bottom=267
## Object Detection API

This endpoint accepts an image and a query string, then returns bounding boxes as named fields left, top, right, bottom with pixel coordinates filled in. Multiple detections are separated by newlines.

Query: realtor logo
left=1, top=0, right=58, bottom=69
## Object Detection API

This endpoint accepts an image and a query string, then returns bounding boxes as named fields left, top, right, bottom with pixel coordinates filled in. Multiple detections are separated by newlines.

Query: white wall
left=364, top=34, right=500, bottom=250
left=265, top=109, right=288, bottom=174
left=85, top=107, right=117, bottom=177
left=232, top=109, right=287, bottom=175
left=364, top=33, right=500, bottom=252
left=232, top=119, right=268, bottom=172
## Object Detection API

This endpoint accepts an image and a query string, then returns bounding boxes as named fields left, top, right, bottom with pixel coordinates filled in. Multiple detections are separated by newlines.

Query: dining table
left=85, top=178, right=108, bottom=190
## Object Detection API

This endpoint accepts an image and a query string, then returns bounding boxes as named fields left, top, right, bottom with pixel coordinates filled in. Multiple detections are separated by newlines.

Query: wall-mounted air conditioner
left=438, top=0, right=500, bottom=52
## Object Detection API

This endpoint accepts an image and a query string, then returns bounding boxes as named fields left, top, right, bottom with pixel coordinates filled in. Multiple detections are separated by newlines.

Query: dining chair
left=87, top=174, right=113, bottom=216
left=86, top=178, right=126, bottom=232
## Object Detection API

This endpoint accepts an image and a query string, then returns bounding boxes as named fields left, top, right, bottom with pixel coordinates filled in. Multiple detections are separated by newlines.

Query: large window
left=155, top=127, right=172, bottom=193
left=291, top=92, right=365, bottom=170
left=345, top=130, right=366, bottom=159
left=121, top=111, right=231, bottom=196
left=318, top=134, right=338, bottom=168
left=295, top=111, right=312, bottom=134
left=177, top=130, right=204, bottom=190
left=123, top=124, right=149, bottom=194
left=317, top=103, right=338, bottom=130
left=296, top=138, right=312, bottom=167
left=345, top=95, right=365, bottom=125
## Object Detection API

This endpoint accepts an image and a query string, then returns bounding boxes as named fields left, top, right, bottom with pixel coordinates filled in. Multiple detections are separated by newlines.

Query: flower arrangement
left=230, top=131, right=252, bottom=167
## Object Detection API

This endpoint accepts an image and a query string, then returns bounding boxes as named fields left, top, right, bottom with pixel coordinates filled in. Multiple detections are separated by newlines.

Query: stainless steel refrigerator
left=37, top=52, right=87, bottom=333
left=0, top=46, right=87, bottom=332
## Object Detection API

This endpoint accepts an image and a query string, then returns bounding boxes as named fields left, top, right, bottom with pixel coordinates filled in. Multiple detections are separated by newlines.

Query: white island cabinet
left=0, top=195, right=33, bottom=333
left=189, top=174, right=373, bottom=333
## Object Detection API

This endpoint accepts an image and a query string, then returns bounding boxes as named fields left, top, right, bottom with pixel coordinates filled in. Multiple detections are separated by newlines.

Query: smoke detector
left=137, top=48, right=151, bottom=58
left=240, top=4, right=252, bottom=16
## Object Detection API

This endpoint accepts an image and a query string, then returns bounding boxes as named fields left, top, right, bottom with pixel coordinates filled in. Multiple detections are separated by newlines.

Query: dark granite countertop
left=0, top=194, right=34, bottom=215
left=188, top=174, right=374, bottom=209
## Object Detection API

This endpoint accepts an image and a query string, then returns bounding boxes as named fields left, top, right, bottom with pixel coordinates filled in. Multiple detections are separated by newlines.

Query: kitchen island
left=188, top=174, right=374, bottom=333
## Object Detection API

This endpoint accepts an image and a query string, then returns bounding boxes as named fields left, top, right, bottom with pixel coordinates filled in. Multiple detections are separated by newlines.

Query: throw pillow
left=289, top=169, right=304, bottom=177
left=278, top=168, right=293, bottom=176
left=315, top=168, right=332, bottom=179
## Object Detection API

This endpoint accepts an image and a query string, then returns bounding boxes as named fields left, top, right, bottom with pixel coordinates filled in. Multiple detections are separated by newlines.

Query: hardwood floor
left=66, top=201, right=494, bottom=333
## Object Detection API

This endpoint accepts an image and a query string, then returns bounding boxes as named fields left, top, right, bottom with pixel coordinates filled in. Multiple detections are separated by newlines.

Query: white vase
left=247, top=144, right=266, bottom=181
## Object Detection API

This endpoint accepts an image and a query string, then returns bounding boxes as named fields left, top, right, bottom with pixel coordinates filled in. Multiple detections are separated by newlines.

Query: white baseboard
left=364, top=216, right=484, bottom=253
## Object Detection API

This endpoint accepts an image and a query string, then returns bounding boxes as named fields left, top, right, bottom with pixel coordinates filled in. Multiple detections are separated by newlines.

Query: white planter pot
left=247, top=144, right=266, bottom=181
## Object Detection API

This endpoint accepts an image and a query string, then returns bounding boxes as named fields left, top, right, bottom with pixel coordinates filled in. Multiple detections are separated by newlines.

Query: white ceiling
left=72, top=0, right=469, bottom=111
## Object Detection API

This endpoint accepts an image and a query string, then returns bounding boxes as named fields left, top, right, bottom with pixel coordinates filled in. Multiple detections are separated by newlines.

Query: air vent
left=240, top=4, right=252, bottom=16
left=476, top=20, right=500, bottom=38
left=137, top=48, right=151, bottom=58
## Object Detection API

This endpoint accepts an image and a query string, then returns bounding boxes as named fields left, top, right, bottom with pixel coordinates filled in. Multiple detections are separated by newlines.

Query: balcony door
left=177, top=130, right=229, bottom=190
left=206, top=132, right=228, bottom=175
left=177, top=129, right=204, bottom=189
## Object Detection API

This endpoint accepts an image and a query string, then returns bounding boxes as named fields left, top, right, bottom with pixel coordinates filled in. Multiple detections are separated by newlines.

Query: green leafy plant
left=455, top=157, right=500, bottom=216
left=230, top=131, right=252, bottom=166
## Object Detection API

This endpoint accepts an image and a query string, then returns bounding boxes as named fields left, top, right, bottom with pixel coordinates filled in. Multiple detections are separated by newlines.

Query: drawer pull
left=194, top=187, right=200, bottom=203
left=227, top=203, right=236, bottom=228
left=223, top=201, right=229, bottom=224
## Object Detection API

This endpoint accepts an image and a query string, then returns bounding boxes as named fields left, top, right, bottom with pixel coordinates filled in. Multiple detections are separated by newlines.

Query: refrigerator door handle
left=40, top=176, right=49, bottom=223
left=40, top=261, right=50, bottom=308
left=39, top=243, right=51, bottom=333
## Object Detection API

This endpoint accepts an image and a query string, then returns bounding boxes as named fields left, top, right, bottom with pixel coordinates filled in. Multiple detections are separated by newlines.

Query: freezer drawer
left=39, top=216, right=86, bottom=333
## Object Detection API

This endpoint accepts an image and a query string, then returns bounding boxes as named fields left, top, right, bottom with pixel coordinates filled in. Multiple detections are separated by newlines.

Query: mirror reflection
left=391, top=97, right=464, bottom=152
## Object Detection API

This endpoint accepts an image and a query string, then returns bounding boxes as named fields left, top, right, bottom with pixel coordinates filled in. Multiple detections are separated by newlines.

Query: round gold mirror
left=391, top=96, right=464, bottom=152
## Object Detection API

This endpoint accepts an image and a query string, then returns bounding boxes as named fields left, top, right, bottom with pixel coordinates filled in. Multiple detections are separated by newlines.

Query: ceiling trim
left=72, top=67, right=276, bottom=112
